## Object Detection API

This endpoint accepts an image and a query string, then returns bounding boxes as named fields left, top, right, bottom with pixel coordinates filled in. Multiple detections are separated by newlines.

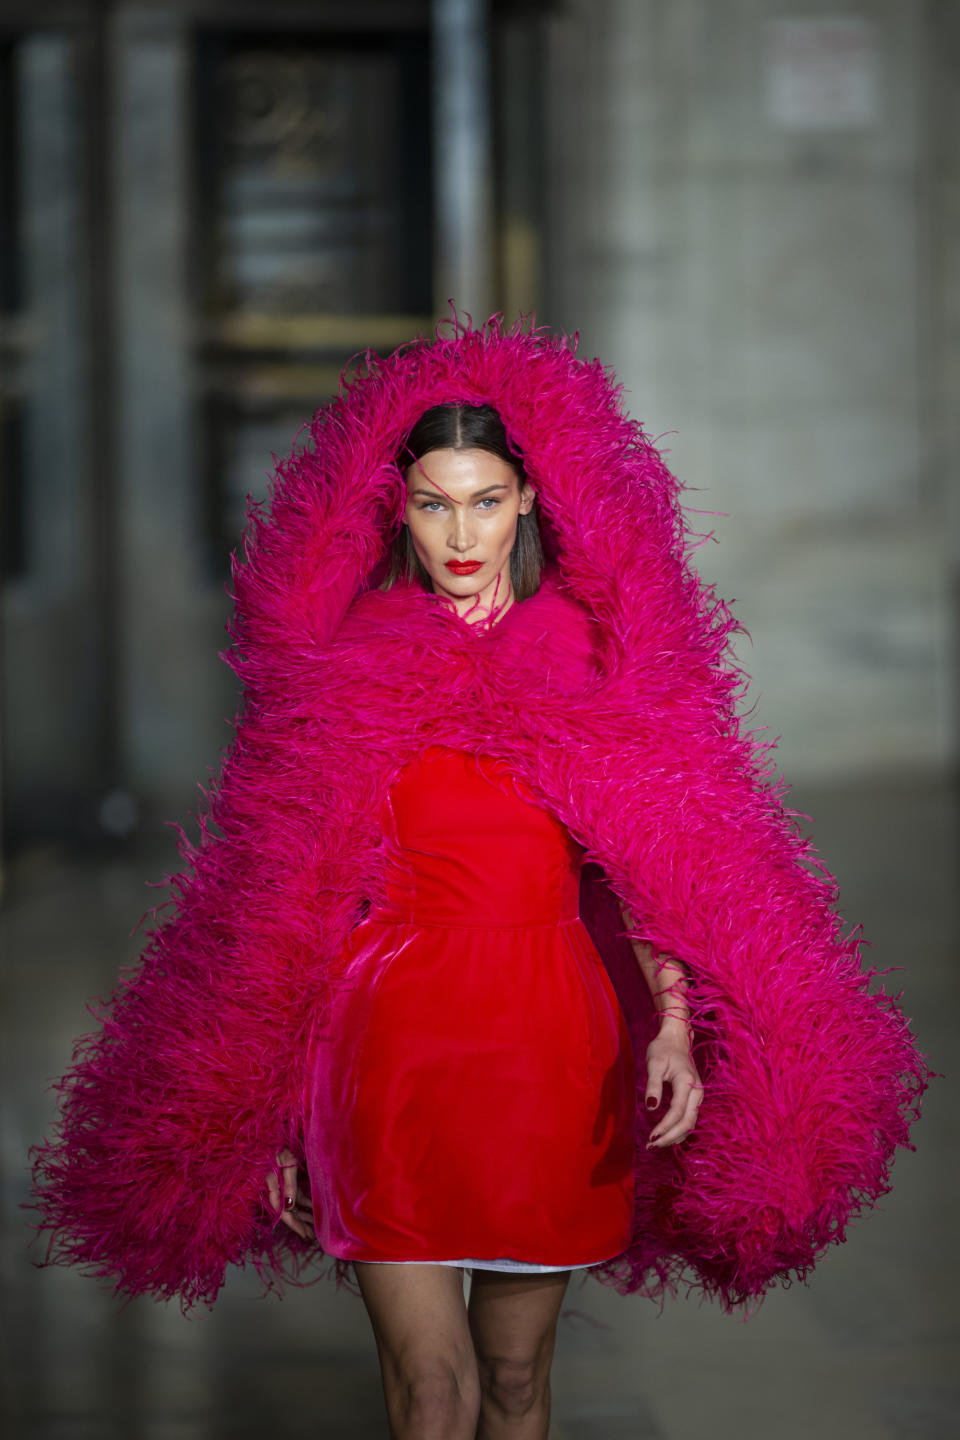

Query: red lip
left=444, top=560, right=483, bottom=574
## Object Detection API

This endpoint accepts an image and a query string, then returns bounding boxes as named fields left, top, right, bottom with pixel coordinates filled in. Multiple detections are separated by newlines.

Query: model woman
left=31, top=317, right=929, bottom=1440
left=264, top=400, right=703, bottom=1439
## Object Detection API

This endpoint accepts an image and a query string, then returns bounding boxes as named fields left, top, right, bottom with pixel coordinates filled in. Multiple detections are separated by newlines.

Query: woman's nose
left=448, top=510, right=475, bottom=551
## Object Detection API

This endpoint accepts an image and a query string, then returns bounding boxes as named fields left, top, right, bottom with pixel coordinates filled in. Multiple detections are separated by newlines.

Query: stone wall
left=545, top=0, right=957, bottom=780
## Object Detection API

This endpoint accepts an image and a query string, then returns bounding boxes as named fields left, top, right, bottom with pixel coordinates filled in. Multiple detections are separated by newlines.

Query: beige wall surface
left=546, top=0, right=957, bottom=781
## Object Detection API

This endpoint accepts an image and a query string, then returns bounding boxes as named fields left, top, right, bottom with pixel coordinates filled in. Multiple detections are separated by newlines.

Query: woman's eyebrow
left=410, top=483, right=510, bottom=501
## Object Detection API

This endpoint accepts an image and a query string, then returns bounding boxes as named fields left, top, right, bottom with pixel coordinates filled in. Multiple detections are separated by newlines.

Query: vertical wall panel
left=113, top=8, right=234, bottom=810
left=2, top=32, right=101, bottom=831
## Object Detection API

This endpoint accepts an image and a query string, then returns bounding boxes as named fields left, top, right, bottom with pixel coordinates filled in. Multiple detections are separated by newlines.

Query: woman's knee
left=396, top=1360, right=481, bottom=1431
left=477, top=1352, right=548, bottom=1420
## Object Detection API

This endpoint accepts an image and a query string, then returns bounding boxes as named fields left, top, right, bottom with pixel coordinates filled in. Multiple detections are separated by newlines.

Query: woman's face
left=402, top=447, right=536, bottom=610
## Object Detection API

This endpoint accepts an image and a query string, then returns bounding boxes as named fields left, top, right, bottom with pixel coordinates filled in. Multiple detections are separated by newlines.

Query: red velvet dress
left=304, top=745, right=636, bottom=1270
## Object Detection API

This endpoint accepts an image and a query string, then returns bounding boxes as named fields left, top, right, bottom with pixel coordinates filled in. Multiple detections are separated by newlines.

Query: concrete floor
left=2, top=775, right=957, bottom=1439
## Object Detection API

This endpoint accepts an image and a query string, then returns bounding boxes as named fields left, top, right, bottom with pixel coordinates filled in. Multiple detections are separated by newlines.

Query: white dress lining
left=372, top=1256, right=595, bottom=1273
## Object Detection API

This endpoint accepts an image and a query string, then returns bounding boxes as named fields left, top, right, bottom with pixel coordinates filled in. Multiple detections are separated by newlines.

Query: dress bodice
left=369, top=745, right=583, bottom=928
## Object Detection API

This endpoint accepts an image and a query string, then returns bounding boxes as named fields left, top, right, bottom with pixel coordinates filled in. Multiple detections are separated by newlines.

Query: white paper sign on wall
left=764, top=17, right=880, bottom=131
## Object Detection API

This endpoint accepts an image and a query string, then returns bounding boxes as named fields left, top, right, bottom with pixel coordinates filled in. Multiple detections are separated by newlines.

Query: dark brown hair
left=382, top=404, right=543, bottom=600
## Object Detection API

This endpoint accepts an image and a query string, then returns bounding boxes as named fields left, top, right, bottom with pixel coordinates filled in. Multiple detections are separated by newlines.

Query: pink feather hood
left=30, top=315, right=931, bottom=1313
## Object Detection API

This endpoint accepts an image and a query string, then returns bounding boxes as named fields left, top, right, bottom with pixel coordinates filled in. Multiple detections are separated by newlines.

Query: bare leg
left=467, top=1269, right=571, bottom=1440
left=354, top=1262, right=481, bottom=1440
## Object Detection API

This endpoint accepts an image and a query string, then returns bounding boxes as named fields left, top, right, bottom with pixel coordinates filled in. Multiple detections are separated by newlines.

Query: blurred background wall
left=1, top=0, right=957, bottom=855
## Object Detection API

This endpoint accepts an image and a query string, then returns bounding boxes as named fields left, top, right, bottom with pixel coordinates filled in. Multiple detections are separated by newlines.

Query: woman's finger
left=644, top=1054, right=669, bottom=1112
left=648, top=1080, right=704, bottom=1147
left=647, top=1073, right=694, bottom=1136
left=280, top=1201, right=314, bottom=1241
left=266, top=1150, right=313, bottom=1233
left=275, top=1148, right=300, bottom=1210
left=265, top=1168, right=282, bottom=1215
left=647, top=1073, right=701, bottom=1139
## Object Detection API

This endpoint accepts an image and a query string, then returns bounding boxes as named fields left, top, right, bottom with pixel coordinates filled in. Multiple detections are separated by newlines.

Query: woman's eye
left=415, top=496, right=500, bottom=513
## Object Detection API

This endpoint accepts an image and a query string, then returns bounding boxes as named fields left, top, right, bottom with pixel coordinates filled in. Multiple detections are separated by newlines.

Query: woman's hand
left=644, top=1021, right=704, bottom=1148
left=265, top=1147, right=315, bottom=1241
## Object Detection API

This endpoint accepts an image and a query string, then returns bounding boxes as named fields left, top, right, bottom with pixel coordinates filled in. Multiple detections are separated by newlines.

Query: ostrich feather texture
left=29, top=314, right=931, bottom=1314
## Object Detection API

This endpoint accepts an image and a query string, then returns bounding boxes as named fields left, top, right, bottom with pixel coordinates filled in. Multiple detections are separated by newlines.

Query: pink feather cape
left=29, top=315, right=931, bottom=1313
